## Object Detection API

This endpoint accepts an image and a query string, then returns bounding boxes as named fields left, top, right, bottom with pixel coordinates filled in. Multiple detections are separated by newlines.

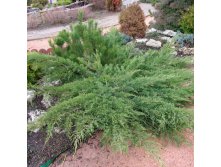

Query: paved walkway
left=27, top=3, right=156, bottom=41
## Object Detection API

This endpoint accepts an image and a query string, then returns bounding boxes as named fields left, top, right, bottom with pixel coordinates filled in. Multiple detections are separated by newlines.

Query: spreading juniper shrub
left=28, top=18, right=193, bottom=155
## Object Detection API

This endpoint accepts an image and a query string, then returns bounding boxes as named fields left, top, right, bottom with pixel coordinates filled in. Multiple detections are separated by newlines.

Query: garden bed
left=27, top=15, right=194, bottom=167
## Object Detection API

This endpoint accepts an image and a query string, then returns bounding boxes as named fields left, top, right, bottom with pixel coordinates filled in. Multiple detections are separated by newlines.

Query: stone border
left=27, top=3, right=94, bottom=29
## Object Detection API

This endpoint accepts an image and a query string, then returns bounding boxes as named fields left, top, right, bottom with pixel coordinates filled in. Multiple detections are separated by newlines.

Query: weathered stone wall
left=27, top=4, right=94, bottom=29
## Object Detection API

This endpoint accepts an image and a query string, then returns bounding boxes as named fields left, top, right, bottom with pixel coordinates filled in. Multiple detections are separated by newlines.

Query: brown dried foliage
left=119, top=4, right=147, bottom=38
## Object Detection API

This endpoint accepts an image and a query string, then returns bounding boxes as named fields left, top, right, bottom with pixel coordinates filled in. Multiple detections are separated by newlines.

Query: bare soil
left=27, top=130, right=72, bottom=167
left=51, top=131, right=193, bottom=167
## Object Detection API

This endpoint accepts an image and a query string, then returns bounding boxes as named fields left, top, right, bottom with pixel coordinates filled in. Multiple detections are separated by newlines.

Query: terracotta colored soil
left=51, top=131, right=193, bottom=167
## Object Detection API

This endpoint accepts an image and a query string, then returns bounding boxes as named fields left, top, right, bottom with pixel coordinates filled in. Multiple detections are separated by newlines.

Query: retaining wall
left=27, top=3, right=94, bottom=29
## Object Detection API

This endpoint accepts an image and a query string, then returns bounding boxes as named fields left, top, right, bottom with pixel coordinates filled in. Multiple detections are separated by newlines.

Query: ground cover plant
left=28, top=17, right=193, bottom=158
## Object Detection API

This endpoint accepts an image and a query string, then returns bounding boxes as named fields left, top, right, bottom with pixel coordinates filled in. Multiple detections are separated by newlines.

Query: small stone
left=178, top=47, right=194, bottom=56
left=146, top=39, right=162, bottom=48
left=41, top=94, right=52, bottom=109
left=136, top=38, right=148, bottom=43
left=162, top=30, right=177, bottom=37
left=27, top=90, right=35, bottom=103
left=33, top=128, right=40, bottom=133
left=54, top=127, right=62, bottom=133
left=172, top=51, right=178, bottom=56
left=160, top=36, right=172, bottom=42
left=28, top=109, right=45, bottom=122
left=42, top=80, right=61, bottom=87
left=148, top=28, right=157, bottom=33
left=51, top=80, right=61, bottom=86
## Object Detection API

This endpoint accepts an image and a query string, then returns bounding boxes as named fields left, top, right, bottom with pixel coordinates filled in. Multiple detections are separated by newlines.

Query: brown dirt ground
left=51, top=131, right=193, bottom=167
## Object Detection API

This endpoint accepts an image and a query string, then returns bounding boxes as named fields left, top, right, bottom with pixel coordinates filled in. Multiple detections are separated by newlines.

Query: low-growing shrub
left=27, top=55, right=44, bottom=87
left=119, top=4, right=147, bottom=38
left=28, top=45, right=193, bottom=154
left=28, top=18, right=193, bottom=155
left=173, top=32, right=194, bottom=48
left=152, top=0, right=194, bottom=31
left=179, top=5, right=194, bottom=33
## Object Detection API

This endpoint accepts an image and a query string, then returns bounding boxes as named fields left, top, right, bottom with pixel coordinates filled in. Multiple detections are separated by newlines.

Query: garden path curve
left=27, top=3, right=156, bottom=41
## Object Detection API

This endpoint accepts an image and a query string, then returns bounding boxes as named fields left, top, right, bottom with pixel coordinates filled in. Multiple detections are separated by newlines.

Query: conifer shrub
left=28, top=32, right=193, bottom=154
left=179, top=5, right=194, bottom=33
left=27, top=58, right=43, bottom=87
left=119, top=4, right=147, bottom=38
left=28, top=20, right=137, bottom=85
left=49, top=19, right=134, bottom=73
left=152, top=0, right=194, bottom=31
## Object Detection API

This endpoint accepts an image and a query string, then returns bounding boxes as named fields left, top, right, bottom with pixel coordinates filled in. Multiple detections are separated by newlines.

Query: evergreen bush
left=119, top=4, right=147, bottom=38
left=28, top=18, right=193, bottom=155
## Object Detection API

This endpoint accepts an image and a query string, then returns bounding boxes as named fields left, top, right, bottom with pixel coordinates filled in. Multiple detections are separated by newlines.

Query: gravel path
left=27, top=3, right=156, bottom=41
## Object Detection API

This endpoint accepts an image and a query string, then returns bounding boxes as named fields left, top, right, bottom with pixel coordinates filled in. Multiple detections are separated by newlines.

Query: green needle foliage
left=28, top=18, right=193, bottom=155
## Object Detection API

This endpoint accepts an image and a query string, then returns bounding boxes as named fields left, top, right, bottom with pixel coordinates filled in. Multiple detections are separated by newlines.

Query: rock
left=146, top=39, right=162, bottom=48
left=178, top=47, right=194, bottom=56
left=160, top=36, right=172, bottom=42
left=28, top=109, right=45, bottom=123
left=162, top=30, right=177, bottom=37
left=136, top=38, right=148, bottom=43
left=42, top=80, right=61, bottom=87
left=41, top=94, right=52, bottom=109
left=54, top=127, right=65, bottom=134
left=27, top=90, right=35, bottom=103
left=148, top=28, right=157, bottom=33
left=33, top=128, right=40, bottom=133
left=172, top=51, right=178, bottom=56
left=51, top=80, right=61, bottom=86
